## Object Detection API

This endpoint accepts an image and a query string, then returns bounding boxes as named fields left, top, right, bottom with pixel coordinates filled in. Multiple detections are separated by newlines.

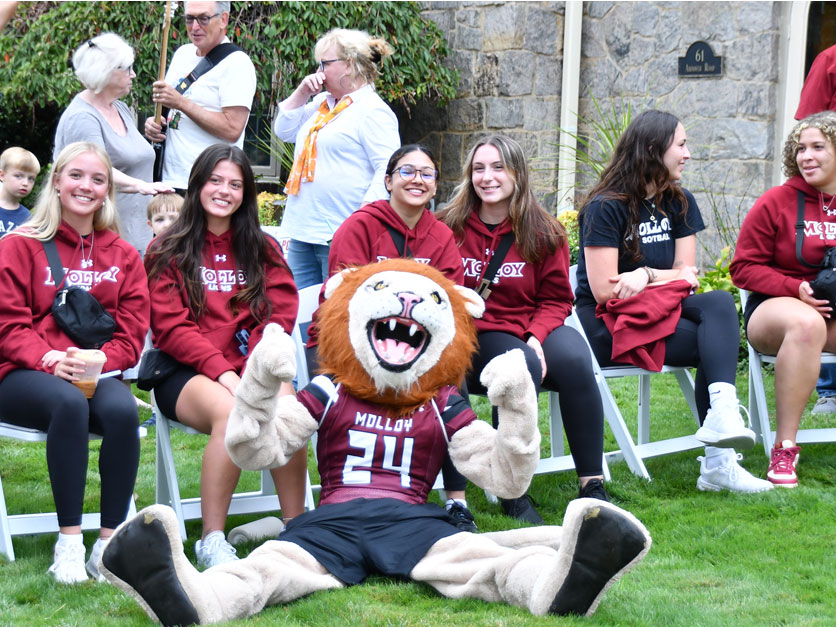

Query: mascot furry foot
left=101, top=260, right=651, bottom=624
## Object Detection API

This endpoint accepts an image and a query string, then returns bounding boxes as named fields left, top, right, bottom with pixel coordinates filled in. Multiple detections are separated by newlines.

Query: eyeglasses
left=394, top=165, right=438, bottom=182
left=117, top=64, right=134, bottom=74
left=185, top=13, right=219, bottom=26
left=318, top=58, right=343, bottom=72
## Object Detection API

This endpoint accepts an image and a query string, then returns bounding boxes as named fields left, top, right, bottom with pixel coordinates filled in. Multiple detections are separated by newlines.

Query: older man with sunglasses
left=146, top=1, right=255, bottom=192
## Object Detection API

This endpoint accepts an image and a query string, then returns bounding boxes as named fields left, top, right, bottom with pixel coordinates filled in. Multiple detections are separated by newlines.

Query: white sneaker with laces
left=694, top=400, right=756, bottom=449
left=195, top=530, right=238, bottom=569
left=812, top=396, right=836, bottom=415
left=86, top=537, right=109, bottom=582
left=697, top=452, right=774, bottom=493
left=48, top=538, right=89, bottom=584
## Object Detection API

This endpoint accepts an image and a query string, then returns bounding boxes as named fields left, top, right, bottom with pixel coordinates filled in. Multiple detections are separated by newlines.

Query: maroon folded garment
left=595, top=280, right=693, bottom=371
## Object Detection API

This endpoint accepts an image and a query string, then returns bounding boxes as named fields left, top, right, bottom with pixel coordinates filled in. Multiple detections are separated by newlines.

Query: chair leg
left=637, top=375, right=651, bottom=445
left=598, top=375, right=651, bottom=481
left=155, top=412, right=188, bottom=541
left=748, top=348, right=775, bottom=456
left=672, top=369, right=700, bottom=425
left=0, top=472, right=15, bottom=562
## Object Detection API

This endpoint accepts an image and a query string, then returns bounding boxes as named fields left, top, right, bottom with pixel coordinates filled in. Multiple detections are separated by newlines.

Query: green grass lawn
left=1, top=372, right=835, bottom=626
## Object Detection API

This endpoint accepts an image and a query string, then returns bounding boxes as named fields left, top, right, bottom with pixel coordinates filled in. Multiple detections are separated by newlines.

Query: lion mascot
left=99, top=259, right=651, bottom=625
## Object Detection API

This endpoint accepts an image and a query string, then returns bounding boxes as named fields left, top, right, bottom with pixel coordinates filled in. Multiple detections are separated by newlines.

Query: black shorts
left=279, top=498, right=462, bottom=585
left=152, top=364, right=198, bottom=420
left=743, top=291, right=772, bottom=333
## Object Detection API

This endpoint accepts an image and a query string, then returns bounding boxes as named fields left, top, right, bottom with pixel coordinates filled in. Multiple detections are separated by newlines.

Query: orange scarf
left=284, top=96, right=353, bottom=195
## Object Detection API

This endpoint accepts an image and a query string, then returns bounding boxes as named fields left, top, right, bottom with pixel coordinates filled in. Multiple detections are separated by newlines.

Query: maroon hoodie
left=307, top=199, right=463, bottom=348
left=147, top=229, right=298, bottom=380
left=457, top=211, right=572, bottom=342
left=731, top=175, right=836, bottom=297
left=0, top=221, right=149, bottom=382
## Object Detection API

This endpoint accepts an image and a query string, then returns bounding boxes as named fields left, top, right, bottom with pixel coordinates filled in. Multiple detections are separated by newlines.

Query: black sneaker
left=447, top=502, right=478, bottom=532
left=577, top=478, right=610, bottom=502
left=500, top=494, right=544, bottom=524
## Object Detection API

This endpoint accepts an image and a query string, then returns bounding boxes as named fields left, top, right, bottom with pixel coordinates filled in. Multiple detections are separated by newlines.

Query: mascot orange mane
left=98, top=260, right=651, bottom=626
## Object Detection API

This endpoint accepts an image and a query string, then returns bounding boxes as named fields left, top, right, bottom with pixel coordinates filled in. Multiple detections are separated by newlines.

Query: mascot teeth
left=370, top=316, right=428, bottom=369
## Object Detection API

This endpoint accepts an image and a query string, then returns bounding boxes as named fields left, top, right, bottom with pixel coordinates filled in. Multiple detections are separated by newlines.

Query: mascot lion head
left=316, top=259, right=484, bottom=416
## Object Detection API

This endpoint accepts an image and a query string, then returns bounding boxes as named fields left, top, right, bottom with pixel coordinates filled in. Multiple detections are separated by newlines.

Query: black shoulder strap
left=796, top=189, right=821, bottom=269
left=174, top=42, right=242, bottom=95
left=475, top=232, right=515, bottom=300
left=385, top=224, right=413, bottom=258
left=42, top=239, right=67, bottom=290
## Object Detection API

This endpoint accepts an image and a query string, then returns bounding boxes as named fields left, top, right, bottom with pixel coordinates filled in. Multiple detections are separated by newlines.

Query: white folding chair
left=740, top=289, right=836, bottom=455
left=154, top=284, right=323, bottom=541
left=568, top=266, right=703, bottom=481
left=0, top=422, right=140, bottom=562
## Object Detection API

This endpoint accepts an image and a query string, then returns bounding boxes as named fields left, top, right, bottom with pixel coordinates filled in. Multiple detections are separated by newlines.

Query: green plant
left=254, top=129, right=296, bottom=187
left=558, top=208, right=579, bottom=265
left=544, top=93, right=638, bottom=207
left=256, top=191, right=286, bottom=227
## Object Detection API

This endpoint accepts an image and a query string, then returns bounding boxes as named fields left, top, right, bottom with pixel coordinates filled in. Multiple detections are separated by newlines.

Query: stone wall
left=405, top=1, right=783, bottom=261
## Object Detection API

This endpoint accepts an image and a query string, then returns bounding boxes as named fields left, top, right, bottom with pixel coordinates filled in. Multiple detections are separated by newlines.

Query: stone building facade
left=404, top=1, right=790, bottom=262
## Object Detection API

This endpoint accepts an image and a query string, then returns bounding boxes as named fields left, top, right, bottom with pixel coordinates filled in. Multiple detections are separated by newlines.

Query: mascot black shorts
left=279, top=497, right=462, bottom=584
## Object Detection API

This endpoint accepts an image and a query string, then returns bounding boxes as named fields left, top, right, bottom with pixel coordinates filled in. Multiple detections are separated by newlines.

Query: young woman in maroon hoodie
left=731, top=111, right=836, bottom=487
left=144, top=145, right=305, bottom=568
left=307, top=145, right=476, bottom=531
left=577, top=110, right=770, bottom=495
left=0, top=141, right=149, bottom=583
left=440, top=135, right=607, bottom=524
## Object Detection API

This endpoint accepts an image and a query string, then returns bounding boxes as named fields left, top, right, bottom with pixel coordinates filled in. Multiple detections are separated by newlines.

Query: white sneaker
left=86, top=537, right=109, bottom=583
left=697, top=452, right=774, bottom=493
left=195, top=531, right=238, bottom=569
left=812, top=396, right=836, bottom=415
left=47, top=538, right=88, bottom=584
left=694, top=400, right=756, bottom=449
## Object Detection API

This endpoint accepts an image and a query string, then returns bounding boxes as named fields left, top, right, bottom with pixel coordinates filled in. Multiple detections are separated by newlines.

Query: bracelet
left=642, top=266, right=656, bottom=283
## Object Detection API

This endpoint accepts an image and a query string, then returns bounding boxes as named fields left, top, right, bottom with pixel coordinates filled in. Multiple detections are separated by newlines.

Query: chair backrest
left=292, top=283, right=323, bottom=390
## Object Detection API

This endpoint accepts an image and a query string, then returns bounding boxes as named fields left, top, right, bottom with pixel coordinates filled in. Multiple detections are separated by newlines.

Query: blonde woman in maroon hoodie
left=144, top=144, right=305, bottom=569
left=732, top=110, right=836, bottom=487
left=440, top=135, right=606, bottom=524
left=0, top=141, right=149, bottom=583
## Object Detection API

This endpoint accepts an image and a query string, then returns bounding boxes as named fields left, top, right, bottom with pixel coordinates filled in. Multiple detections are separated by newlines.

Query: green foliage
left=0, top=1, right=456, bottom=117
left=256, top=191, right=285, bottom=227
left=558, top=208, right=579, bottom=265
left=545, top=94, right=638, bottom=206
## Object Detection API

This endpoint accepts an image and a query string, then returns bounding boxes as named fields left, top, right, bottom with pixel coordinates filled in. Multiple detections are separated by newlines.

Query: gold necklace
left=643, top=198, right=657, bottom=222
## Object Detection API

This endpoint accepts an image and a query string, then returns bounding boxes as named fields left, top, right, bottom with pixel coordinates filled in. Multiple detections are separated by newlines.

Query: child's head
left=0, top=147, right=41, bottom=201
left=147, top=192, right=184, bottom=236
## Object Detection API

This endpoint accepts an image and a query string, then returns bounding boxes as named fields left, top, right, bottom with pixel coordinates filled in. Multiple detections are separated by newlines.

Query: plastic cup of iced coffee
left=69, top=349, right=107, bottom=398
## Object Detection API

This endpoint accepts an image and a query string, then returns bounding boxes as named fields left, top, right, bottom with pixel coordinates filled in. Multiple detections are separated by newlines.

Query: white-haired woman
left=55, top=33, right=172, bottom=254
left=0, top=142, right=149, bottom=583
left=274, top=28, right=400, bottom=288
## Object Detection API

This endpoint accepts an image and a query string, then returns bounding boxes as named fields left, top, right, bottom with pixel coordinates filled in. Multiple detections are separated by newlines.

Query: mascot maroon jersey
left=298, top=375, right=476, bottom=505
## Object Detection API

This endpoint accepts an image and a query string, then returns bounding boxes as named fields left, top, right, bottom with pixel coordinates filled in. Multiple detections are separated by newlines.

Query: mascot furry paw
left=100, top=259, right=651, bottom=625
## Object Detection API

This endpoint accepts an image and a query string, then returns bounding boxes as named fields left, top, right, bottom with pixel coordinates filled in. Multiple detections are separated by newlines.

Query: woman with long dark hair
left=145, top=144, right=306, bottom=568
left=576, top=109, right=771, bottom=493
left=440, top=134, right=608, bottom=524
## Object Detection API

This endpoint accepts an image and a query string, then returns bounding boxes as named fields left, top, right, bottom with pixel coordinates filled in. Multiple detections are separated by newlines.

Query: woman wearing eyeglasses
left=274, top=28, right=400, bottom=289
left=54, top=33, right=173, bottom=255
left=439, top=135, right=609, bottom=524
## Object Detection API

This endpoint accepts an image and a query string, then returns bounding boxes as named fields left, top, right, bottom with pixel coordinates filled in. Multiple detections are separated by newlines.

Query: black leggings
left=466, top=326, right=605, bottom=478
left=0, top=371, right=140, bottom=529
left=306, top=346, right=469, bottom=492
left=577, top=290, right=739, bottom=422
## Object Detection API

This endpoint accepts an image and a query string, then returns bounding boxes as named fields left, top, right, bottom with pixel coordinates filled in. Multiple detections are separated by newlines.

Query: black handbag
left=136, top=348, right=178, bottom=391
left=795, top=190, right=836, bottom=308
left=42, top=239, right=116, bottom=349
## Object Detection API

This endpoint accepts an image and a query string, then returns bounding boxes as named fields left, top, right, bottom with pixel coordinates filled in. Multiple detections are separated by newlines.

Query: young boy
left=146, top=192, right=183, bottom=237
left=0, top=147, right=40, bottom=234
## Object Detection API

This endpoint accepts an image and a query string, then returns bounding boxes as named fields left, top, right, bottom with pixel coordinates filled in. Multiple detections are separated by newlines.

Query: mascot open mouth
left=368, top=316, right=429, bottom=372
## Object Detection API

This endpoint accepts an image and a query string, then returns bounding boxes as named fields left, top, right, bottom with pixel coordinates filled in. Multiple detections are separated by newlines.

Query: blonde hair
left=783, top=111, right=836, bottom=179
left=315, top=29, right=392, bottom=86
left=146, top=192, right=184, bottom=221
left=0, top=146, right=40, bottom=174
left=72, top=32, right=134, bottom=94
left=17, top=142, right=119, bottom=241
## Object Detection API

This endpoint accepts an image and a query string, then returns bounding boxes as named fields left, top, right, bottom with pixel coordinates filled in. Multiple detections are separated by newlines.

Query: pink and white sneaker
left=767, top=440, right=801, bottom=488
